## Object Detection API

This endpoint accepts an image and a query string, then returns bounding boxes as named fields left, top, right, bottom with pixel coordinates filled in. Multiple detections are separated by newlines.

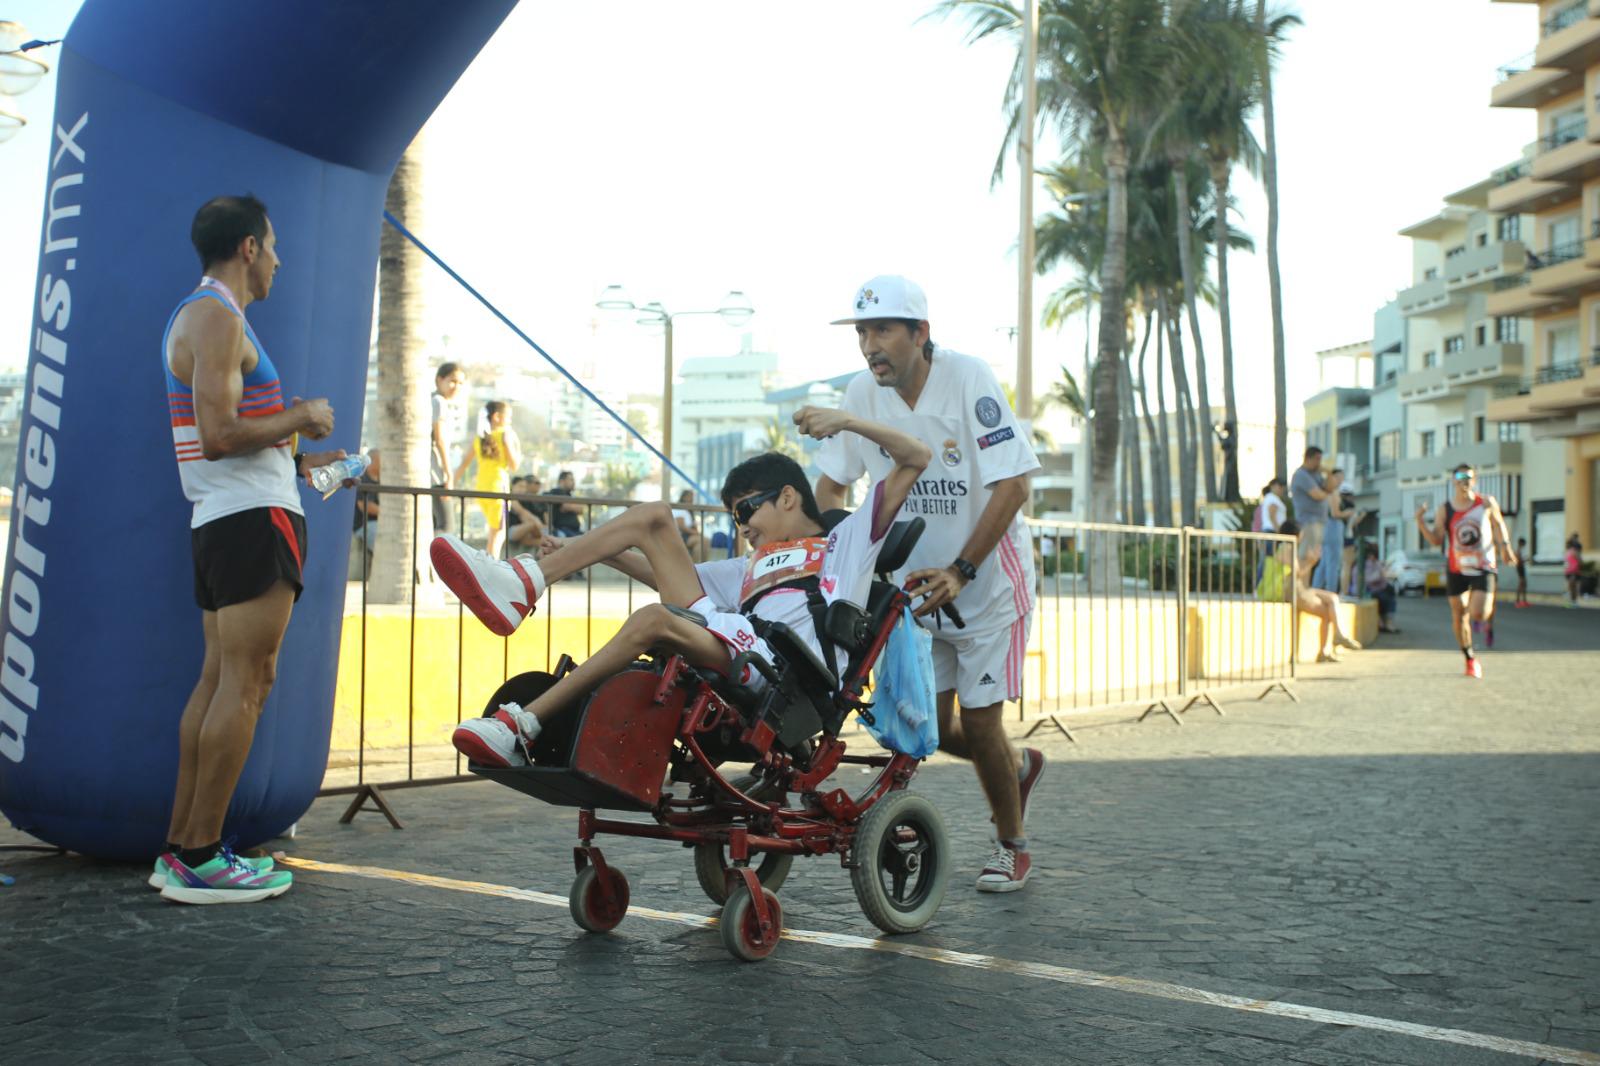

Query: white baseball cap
left=829, top=275, right=928, bottom=325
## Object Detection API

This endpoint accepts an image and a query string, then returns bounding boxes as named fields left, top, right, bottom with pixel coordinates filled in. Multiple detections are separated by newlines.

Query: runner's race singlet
left=739, top=536, right=829, bottom=611
left=1447, top=495, right=1496, bottom=576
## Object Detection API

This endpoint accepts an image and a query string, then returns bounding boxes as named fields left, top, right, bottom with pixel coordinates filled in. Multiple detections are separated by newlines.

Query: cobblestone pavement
left=3, top=597, right=1597, bottom=1065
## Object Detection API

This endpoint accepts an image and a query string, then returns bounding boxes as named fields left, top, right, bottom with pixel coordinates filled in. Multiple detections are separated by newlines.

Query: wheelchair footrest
left=470, top=764, right=656, bottom=812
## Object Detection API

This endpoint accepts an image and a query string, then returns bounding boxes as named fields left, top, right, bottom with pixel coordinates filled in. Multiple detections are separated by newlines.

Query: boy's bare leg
left=522, top=604, right=732, bottom=723
left=534, top=502, right=703, bottom=604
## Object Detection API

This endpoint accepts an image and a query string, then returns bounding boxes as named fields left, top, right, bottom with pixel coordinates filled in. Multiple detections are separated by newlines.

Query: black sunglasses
left=732, top=488, right=781, bottom=526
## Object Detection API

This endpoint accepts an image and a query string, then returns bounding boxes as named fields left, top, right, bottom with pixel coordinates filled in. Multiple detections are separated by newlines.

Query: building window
left=1498, top=421, right=1522, bottom=442
left=1423, top=267, right=1439, bottom=280
left=1445, top=423, right=1462, bottom=448
left=1475, top=415, right=1486, bottom=443
left=1477, top=232, right=1489, bottom=247
left=1474, top=324, right=1488, bottom=346
left=1420, top=430, right=1436, bottom=457
left=1444, top=335, right=1465, bottom=354
left=1424, top=350, right=1438, bottom=369
left=1496, top=215, right=1521, bottom=242
left=1374, top=431, right=1399, bottom=473
left=1495, top=316, right=1521, bottom=342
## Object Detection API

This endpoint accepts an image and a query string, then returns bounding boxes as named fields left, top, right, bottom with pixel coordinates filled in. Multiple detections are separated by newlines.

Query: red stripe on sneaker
left=508, top=556, right=540, bottom=612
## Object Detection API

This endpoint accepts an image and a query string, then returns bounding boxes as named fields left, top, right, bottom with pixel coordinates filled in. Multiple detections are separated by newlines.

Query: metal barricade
left=321, top=483, right=731, bottom=825
left=1021, top=520, right=1298, bottom=740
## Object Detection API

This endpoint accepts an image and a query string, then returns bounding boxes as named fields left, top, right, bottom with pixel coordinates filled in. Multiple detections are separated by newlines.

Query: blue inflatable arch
left=0, top=0, right=517, bottom=860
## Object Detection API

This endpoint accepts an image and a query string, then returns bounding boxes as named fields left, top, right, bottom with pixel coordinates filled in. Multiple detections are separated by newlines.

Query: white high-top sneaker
left=430, top=534, right=545, bottom=636
left=452, top=702, right=543, bottom=768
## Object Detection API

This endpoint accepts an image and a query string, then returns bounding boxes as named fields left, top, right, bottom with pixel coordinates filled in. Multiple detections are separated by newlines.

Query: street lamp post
left=594, top=286, right=754, bottom=501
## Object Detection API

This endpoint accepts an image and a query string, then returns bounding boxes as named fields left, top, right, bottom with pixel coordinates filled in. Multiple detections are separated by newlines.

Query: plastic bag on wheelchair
left=865, top=606, right=938, bottom=759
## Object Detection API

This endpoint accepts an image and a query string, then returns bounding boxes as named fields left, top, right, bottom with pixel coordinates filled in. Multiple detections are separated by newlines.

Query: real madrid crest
left=942, top=439, right=962, bottom=467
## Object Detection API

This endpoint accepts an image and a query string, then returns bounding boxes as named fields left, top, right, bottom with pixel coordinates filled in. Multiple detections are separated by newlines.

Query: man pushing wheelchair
left=431, top=405, right=932, bottom=766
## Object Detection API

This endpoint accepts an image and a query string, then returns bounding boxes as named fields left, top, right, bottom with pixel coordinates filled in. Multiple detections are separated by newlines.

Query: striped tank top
left=1446, top=494, right=1496, bottom=576
left=162, top=281, right=301, bottom=528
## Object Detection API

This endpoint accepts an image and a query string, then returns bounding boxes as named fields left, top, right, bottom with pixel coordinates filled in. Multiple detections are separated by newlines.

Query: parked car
left=1387, top=549, right=1442, bottom=595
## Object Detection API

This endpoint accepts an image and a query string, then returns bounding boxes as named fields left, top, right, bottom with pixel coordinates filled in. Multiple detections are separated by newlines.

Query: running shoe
left=1018, top=747, right=1046, bottom=829
left=430, top=535, right=542, bottom=637
left=452, top=702, right=543, bottom=768
left=976, top=843, right=1032, bottom=893
left=1485, top=624, right=1495, bottom=649
left=1465, top=658, right=1483, bottom=680
left=159, top=849, right=293, bottom=905
left=148, top=851, right=274, bottom=890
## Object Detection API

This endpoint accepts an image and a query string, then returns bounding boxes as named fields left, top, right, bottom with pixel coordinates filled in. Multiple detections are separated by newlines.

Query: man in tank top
left=1415, top=463, right=1515, bottom=679
left=155, top=195, right=341, bottom=903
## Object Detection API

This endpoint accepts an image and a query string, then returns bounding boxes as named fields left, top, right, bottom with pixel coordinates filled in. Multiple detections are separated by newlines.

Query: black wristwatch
left=951, top=557, right=977, bottom=583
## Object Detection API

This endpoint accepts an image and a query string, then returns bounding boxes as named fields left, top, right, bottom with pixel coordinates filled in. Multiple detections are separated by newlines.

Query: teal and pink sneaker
left=159, top=848, right=293, bottom=904
left=148, top=851, right=274, bottom=890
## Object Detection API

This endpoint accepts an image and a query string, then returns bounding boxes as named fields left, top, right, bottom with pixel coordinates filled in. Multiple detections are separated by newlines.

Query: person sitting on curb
left=430, top=406, right=931, bottom=767
left=1258, top=519, right=1362, bottom=662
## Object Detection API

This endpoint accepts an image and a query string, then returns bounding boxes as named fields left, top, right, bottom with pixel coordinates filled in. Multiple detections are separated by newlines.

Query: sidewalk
left=2, top=598, right=1596, bottom=1065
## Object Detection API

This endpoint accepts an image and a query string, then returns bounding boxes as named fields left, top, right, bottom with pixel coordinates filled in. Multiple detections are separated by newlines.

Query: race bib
left=740, top=536, right=828, bottom=607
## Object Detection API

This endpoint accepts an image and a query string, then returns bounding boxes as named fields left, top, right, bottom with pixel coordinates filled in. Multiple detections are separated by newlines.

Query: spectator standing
left=1514, top=537, right=1530, bottom=607
left=1363, top=544, right=1399, bottom=633
left=1289, top=447, right=1334, bottom=572
left=454, top=400, right=521, bottom=560
left=1312, top=469, right=1351, bottom=591
left=1252, top=479, right=1286, bottom=533
left=814, top=275, right=1044, bottom=894
left=1567, top=534, right=1584, bottom=607
left=430, top=362, right=468, bottom=535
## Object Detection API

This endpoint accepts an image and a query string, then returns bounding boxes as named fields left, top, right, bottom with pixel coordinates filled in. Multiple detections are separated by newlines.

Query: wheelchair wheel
left=569, top=864, right=629, bottom=933
left=850, top=790, right=950, bottom=935
left=720, top=884, right=784, bottom=962
left=693, top=845, right=794, bottom=905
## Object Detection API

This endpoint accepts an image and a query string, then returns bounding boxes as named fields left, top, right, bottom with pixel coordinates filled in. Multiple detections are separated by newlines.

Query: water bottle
left=309, top=453, right=370, bottom=499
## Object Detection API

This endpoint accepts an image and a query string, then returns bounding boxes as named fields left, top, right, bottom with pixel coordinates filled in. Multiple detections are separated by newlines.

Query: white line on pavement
left=282, top=856, right=1600, bottom=1066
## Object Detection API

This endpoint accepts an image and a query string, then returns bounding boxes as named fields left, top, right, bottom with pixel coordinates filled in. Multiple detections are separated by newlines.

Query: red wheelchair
left=468, top=517, right=951, bottom=961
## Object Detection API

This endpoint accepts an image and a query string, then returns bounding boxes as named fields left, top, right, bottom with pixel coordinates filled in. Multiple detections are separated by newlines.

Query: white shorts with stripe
left=929, top=611, right=1032, bottom=708
left=688, top=596, right=773, bottom=691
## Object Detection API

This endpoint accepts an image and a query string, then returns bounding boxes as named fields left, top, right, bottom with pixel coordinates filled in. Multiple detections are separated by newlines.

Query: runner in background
left=1415, top=463, right=1516, bottom=678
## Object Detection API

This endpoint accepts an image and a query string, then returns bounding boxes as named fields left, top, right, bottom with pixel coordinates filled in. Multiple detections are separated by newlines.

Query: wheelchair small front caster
left=719, top=882, right=783, bottom=962
left=569, top=864, right=630, bottom=933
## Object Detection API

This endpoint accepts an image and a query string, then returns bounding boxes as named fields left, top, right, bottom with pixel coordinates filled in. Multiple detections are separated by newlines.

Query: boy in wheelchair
left=432, top=406, right=931, bottom=767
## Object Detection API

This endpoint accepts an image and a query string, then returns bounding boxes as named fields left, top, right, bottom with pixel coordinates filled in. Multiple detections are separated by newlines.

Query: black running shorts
left=191, top=506, right=306, bottom=612
left=1445, top=571, right=1495, bottom=597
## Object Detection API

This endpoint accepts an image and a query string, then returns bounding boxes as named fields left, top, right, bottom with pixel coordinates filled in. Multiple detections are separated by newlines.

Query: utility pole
left=1016, top=0, right=1037, bottom=426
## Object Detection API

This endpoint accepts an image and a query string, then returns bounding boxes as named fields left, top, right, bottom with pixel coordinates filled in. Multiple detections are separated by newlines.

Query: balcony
left=1442, top=239, right=1525, bottom=290
left=1527, top=238, right=1600, bottom=300
left=1530, top=117, right=1600, bottom=183
left=1444, top=341, right=1525, bottom=386
left=1396, top=364, right=1447, bottom=402
left=1396, top=275, right=1466, bottom=317
left=1485, top=272, right=1559, bottom=317
left=1492, top=50, right=1579, bottom=108
left=1397, top=441, right=1523, bottom=486
left=1487, top=158, right=1573, bottom=214
left=1488, top=358, right=1600, bottom=423
left=1535, top=1, right=1600, bottom=70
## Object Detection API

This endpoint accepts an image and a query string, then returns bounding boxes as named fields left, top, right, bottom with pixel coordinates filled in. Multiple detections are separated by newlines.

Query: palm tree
left=1256, top=0, right=1293, bottom=484
left=1133, top=308, right=1171, bottom=527
left=935, top=0, right=1175, bottom=557
left=761, top=419, right=804, bottom=462
left=371, top=135, right=433, bottom=605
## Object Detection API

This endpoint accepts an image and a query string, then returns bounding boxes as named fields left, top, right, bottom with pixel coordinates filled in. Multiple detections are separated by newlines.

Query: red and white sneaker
left=452, top=703, right=543, bottom=768
left=976, top=843, right=1031, bottom=893
left=430, top=534, right=543, bottom=636
left=1018, top=747, right=1046, bottom=829
left=1465, top=658, right=1483, bottom=680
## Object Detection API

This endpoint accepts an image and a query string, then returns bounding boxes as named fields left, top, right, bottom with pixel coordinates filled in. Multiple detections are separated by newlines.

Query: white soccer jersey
left=815, top=349, right=1040, bottom=631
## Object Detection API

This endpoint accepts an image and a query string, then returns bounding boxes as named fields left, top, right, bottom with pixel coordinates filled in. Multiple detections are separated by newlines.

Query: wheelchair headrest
left=819, top=509, right=922, bottom=573
left=877, top=517, right=924, bottom=574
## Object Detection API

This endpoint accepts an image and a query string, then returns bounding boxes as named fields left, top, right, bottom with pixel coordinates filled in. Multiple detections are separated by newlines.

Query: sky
left=0, top=0, right=1534, bottom=427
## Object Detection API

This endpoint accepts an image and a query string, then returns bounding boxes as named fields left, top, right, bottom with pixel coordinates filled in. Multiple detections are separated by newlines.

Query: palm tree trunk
left=1159, top=289, right=1198, bottom=528
left=1258, top=0, right=1289, bottom=486
left=1121, top=334, right=1147, bottom=527
left=1172, top=161, right=1218, bottom=502
left=1211, top=160, right=1242, bottom=502
left=372, top=136, right=435, bottom=606
left=1089, top=133, right=1130, bottom=585
left=1136, top=309, right=1168, bottom=528
left=1152, top=305, right=1173, bottom=529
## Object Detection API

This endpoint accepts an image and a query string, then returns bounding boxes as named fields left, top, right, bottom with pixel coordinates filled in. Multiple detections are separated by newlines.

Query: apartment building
left=1484, top=0, right=1600, bottom=566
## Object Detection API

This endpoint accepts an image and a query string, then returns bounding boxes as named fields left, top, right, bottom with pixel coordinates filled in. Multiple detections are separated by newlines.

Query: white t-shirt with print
left=815, top=349, right=1040, bottom=633
left=693, top=482, right=890, bottom=676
